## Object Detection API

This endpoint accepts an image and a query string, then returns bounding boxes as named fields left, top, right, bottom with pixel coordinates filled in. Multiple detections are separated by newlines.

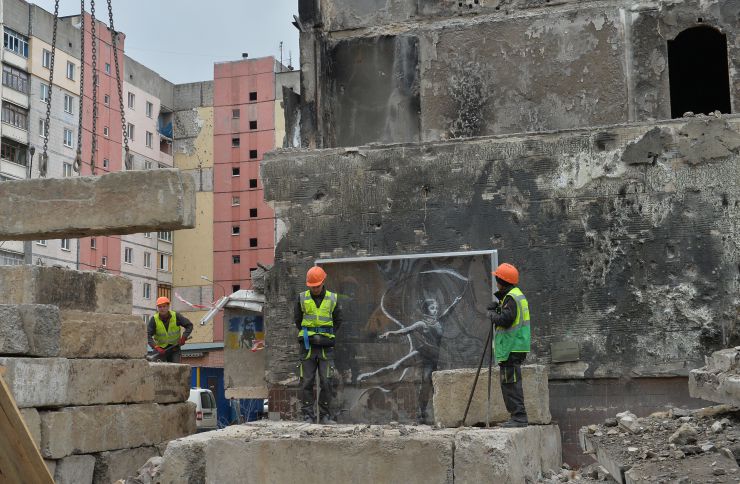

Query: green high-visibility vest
left=153, top=310, right=180, bottom=348
left=493, top=286, right=531, bottom=362
left=298, top=290, right=337, bottom=339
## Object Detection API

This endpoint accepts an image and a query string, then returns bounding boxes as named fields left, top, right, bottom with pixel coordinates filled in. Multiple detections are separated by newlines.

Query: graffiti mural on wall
left=319, top=250, right=496, bottom=423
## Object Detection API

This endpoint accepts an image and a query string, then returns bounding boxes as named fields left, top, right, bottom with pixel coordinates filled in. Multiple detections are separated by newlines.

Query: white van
left=188, top=388, right=218, bottom=431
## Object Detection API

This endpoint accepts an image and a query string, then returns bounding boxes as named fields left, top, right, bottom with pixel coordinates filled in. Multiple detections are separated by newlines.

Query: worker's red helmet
left=306, top=266, right=327, bottom=287
left=492, top=263, right=519, bottom=285
left=156, top=296, right=170, bottom=307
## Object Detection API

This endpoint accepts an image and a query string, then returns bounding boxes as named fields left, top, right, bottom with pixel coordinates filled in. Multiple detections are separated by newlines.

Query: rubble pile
left=580, top=406, right=740, bottom=483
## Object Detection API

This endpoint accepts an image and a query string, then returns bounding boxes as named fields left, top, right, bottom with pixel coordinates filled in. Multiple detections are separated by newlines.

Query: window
left=146, top=131, right=153, bottom=148
left=232, top=196, right=240, bottom=206
left=105, top=63, right=111, bottom=74
left=144, top=160, right=152, bottom=170
left=158, top=231, right=173, bottom=242
left=249, top=178, right=258, bottom=188
left=1, top=103, right=28, bottom=130
left=2, top=65, right=28, bottom=93
left=90, top=238, right=96, bottom=249
left=63, top=128, right=73, bottom=148
left=232, top=167, right=240, bottom=177
left=232, top=226, right=240, bottom=235
left=103, top=158, right=109, bottom=168
left=232, top=109, right=240, bottom=118
left=36, top=240, right=47, bottom=246
left=232, top=255, right=241, bottom=264
left=42, top=49, right=51, bottom=68
left=158, top=284, right=172, bottom=301
left=250, top=208, right=258, bottom=218
left=232, top=285, right=241, bottom=293
left=143, top=282, right=151, bottom=299
left=144, top=251, right=151, bottom=268
left=0, top=137, right=28, bottom=165
left=40, top=83, right=50, bottom=102
left=61, top=239, right=70, bottom=251
left=232, top=137, right=240, bottom=147
left=144, top=232, right=151, bottom=238
left=103, top=126, right=109, bottom=137
left=249, top=91, right=257, bottom=101
left=104, top=94, right=110, bottom=106
left=64, top=94, right=73, bottom=114
left=4, top=29, right=29, bottom=58
left=63, top=162, right=72, bottom=177
left=146, top=101, right=153, bottom=118
left=127, top=92, right=135, bottom=109
left=66, top=61, right=75, bottom=80
left=101, top=256, right=107, bottom=267
left=668, top=26, right=732, bottom=118
left=0, top=249, right=24, bottom=266
left=127, top=123, right=135, bottom=140
left=249, top=120, right=257, bottom=130
left=249, top=238, right=258, bottom=247
left=249, top=150, right=258, bottom=159
left=124, top=247, right=133, bottom=264
left=158, top=253, right=171, bottom=271
left=39, top=119, right=47, bottom=139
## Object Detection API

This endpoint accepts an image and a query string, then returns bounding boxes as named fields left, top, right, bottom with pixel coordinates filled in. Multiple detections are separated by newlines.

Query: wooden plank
left=0, top=374, right=53, bottom=484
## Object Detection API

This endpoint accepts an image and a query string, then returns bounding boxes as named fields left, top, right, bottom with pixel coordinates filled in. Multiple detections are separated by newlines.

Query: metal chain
left=74, top=0, right=85, bottom=173
left=40, top=0, right=60, bottom=178
left=108, top=0, right=131, bottom=170
left=89, top=0, right=98, bottom=175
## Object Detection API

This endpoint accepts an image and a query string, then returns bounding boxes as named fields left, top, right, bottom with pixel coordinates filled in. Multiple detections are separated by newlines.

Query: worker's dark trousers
left=151, top=346, right=181, bottom=363
left=299, top=345, right=335, bottom=421
left=499, top=352, right=528, bottom=423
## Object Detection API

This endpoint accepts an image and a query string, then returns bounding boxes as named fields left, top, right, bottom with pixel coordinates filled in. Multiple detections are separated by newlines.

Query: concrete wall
left=124, top=55, right=175, bottom=110
left=300, top=0, right=740, bottom=147
left=123, top=81, right=171, bottom=167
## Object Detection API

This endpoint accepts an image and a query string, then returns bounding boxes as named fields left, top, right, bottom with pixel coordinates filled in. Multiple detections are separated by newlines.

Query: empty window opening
left=232, top=137, right=240, bottom=147
left=249, top=238, right=258, bottom=247
left=232, top=225, right=240, bottom=235
left=249, top=208, right=258, bottom=218
left=249, top=91, right=257, bottom=101
left=249, top=150, right=258, bottom=159
left=249, top=120, right=257, bottom=130
left=232, top=284, right=241, bottom=293
left=249, top=178, right=258, bottom=188
left=232, top=166, right=240, bottom=176
left=232, top=255, right=241, bottom=264
left=232, top=109, right=240, bottom=118
left=668, top=26, right=731, bottom=118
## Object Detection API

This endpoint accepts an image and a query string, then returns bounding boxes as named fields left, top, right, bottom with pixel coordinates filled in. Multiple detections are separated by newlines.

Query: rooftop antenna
left=279, top=41, right=284, bottom=72
left=288, top=51, right=293, bottom=71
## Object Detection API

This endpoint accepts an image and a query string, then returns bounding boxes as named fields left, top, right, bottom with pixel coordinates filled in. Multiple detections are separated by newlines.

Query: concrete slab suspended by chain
left=0, top=170, right=196, bottom=241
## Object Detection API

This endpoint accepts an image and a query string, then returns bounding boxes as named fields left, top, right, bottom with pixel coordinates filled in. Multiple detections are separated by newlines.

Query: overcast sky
left=30, top=0, right=300, bottom=84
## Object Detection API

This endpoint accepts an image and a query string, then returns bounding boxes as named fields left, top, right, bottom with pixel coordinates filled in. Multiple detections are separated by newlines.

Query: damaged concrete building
left=261, top=0, right=740, bottom=463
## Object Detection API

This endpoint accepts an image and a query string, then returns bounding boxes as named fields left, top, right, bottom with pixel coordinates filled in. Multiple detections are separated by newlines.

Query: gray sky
left=31, top=0, right=300, bottom=84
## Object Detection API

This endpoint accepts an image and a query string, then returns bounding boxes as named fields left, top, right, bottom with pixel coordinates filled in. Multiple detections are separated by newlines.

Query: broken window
left=249, top=149, right=258, bottom=159
left=668, top=25, right=731, bottom=118
left=249, top=208, right=257, bottom=218
left=249, top=178, right=257, bottom=188
left=249, top=120, right=257, bottom=130
left=232, top=137, right=240, bottom=147
left=249, top=238, right=258, bottom=247
left=249, top=91, right=257, bottom=101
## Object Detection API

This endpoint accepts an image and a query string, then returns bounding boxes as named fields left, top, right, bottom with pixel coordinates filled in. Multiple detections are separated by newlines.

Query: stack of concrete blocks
left=689, top=347, right=740, bottom=405
left=0, top=265, right=195, bottom=484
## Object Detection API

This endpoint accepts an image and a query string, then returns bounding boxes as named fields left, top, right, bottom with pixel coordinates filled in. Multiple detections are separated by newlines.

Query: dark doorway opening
left=668, top=26, right=732, bottom=118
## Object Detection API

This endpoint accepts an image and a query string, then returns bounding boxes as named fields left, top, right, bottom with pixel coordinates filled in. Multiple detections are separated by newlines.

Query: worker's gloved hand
left=178, top=336, right=187, bottom=346
left=154, top=346, right=166, bottom=355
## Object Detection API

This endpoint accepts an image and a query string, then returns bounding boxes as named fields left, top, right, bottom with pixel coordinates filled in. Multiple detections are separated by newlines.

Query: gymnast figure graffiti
left=357, top=269, right=469, bottom=423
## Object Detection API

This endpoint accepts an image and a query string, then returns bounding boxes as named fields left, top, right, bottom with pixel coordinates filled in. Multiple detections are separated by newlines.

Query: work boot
left=319, top=415, right=337, bottom=425
left=499, top=419, right=528, bottom=428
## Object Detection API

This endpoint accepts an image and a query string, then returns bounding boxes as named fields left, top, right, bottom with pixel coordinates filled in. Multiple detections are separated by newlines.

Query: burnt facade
left=265, top=0, right=740, bottom=462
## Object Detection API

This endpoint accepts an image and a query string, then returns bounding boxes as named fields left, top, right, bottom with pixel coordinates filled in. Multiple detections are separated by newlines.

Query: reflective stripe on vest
left=154, top=311, right=180, bottom=348
left=299, top=290, right=336, bottom=349
left=493, top=287, right=531, bottom=362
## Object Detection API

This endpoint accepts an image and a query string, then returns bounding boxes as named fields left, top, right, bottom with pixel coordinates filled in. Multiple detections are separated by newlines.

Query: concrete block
left=689, top=368, right=740, bottom=405
left=0, top=266, right=132, bottom=314
left=20, top=407, right=41, bottom=448
left=54, top=455, right=96, bottom=484
left=93, top=446, right=160, bottom=484
left=454, top=426, right=562, bottom=482
left=432, top=365, right=551, bottom=427
left=59, top=310, right=146, bottom=359
left=706, top=348, right=740, bottom=372
left=149, top=362, right=191, bottom=403
left=0, top=304, right=60, bottom=356
left=0, top=357, right=153, bottom=408
left=0, top=169, right=195, bottom=240
left=40, top=402, right=195, bottom=459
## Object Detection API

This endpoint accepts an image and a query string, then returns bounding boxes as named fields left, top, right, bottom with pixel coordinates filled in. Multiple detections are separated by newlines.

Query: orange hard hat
left=306, top=266, right=327, bottom=287
left=156, top=296, right=170, bottom=306
left=492, top=263, right=519, bottom=285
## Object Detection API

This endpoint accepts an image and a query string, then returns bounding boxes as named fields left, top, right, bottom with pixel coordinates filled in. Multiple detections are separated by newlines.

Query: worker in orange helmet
left=294, top=265, right=343, bottom=424
left=488, top=263, right=531, bottom=428
left=147, top=296, right=193, bottom=363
